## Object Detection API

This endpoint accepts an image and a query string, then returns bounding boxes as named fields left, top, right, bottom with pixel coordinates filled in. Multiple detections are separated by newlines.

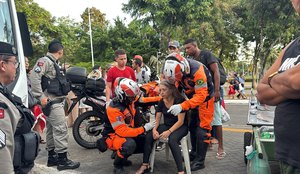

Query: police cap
left=0, top=42, right=17, bottom=56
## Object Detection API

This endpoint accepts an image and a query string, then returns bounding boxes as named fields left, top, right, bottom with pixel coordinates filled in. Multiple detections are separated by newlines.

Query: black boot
left=113, top=167, right=127, bottom=174
left=122, top=158, right=132, bottom=167
left=57, top=152, right=80, bottom=171
left=113, top=156, right=127, bottom=174
left=47, top=150, right=58, bottom=167
left=191, top=159, right=205, bottom=171
left=189, top=151, right=197, bottom=162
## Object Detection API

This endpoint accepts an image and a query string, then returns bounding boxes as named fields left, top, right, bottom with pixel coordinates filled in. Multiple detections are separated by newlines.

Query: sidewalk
left=31, top=103, right=251, bottom=174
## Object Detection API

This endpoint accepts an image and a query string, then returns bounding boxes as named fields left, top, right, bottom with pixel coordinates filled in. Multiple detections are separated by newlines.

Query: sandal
left=216, top=152, right=227, bottom=160
left=135, top=164, right=151, bottom=174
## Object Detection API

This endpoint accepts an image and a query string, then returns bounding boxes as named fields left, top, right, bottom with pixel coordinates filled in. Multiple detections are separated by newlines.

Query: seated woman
left=136, top=80, right=188, bottom=174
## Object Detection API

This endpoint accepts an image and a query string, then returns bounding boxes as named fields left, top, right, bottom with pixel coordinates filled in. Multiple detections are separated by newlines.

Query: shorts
left=211, top=102, right=222, bottom=126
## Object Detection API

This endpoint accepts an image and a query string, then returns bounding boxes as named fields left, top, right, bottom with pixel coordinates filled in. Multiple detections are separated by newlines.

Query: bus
left=0, top=0, right=32, bottom=106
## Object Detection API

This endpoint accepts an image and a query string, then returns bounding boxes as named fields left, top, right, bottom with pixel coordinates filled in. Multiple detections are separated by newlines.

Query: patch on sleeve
left=116, top=116, right=123, bottom=121
left=34, top=66, right=42, bottom=73
left=0, top=129, right=6, bottom=149
left=196, top=79, right=204, bottom=86
left=38, top=62, right=44, bottom=67
left=0, top=108, right=4, bottom=119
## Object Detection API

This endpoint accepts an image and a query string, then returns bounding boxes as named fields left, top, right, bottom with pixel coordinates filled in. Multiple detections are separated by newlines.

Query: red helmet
left=162, top=53, right=190, bottom=83
left=114, top=77, right=141, bottom=103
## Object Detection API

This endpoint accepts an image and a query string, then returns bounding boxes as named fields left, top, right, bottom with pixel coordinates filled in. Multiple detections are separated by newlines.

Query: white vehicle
left=0, top=0, right=32, bottom=106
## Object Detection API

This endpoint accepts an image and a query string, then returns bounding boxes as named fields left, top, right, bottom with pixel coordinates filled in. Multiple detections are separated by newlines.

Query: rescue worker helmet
left=114, top=77, right=141, bottom=104
left=162, top=53, right=190, bottom=83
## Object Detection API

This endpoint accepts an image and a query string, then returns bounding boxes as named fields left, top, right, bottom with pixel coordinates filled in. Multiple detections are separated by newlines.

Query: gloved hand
left=105, top=99, right=111, bottom=108
left=144, top=120, right=156, bottom=132
left=167, top=104, right=182, bottom=116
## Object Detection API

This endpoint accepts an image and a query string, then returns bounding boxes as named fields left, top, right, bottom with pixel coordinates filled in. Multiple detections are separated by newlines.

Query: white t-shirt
left=136, top=65, right=151, bottom=84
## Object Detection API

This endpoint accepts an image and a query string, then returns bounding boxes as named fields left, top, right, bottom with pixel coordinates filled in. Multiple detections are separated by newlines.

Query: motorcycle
left=66, top=67, right=159, bottom=149
left=66, top=67, right=106, bottom=149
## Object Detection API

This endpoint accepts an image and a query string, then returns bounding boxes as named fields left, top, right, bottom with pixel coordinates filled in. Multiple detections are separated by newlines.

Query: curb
left=224, top=99, right=249, bottom=104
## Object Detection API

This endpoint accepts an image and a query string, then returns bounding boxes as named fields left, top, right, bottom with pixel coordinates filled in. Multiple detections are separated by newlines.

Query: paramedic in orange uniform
left=162, top=53, right=215, bottom=171
left=104, top=77, right=156, bottom=174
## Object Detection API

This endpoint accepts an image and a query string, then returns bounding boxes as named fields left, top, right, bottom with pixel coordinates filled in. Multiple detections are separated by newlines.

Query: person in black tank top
left=257, top=0, right=300, bottom=171
left=136, top=80, right=188, bottom=174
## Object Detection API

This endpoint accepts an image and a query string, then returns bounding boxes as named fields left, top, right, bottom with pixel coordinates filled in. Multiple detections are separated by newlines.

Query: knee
left=119, top=138, right=136, bottom=158
left=168, top=135, right=179, bottom=148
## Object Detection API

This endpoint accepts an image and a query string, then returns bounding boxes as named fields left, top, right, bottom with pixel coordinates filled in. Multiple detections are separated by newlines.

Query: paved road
left=30, top=102, right=253, bottom=174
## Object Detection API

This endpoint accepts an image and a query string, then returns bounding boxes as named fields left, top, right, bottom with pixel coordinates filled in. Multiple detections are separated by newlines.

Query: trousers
left=46, top=101, right=68, bottom=153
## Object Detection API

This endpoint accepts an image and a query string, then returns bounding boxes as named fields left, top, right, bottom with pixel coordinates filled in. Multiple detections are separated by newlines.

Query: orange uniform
left=180, top=58, right=214, bottom=131
left=105, top=100, right=145, bottom=158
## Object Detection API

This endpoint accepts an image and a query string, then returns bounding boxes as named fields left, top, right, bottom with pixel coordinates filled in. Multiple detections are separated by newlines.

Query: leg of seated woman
left=168, top=125, right=188, bottom=172
left=142, top=124, right=169, bottom=163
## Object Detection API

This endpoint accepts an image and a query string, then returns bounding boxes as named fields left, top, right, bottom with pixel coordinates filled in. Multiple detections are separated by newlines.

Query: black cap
left=0, top=42, right=17, bottom=56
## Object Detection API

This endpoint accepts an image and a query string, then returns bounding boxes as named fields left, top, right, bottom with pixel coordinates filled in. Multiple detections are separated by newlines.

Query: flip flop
left=216, top=152, right=226, bottom=160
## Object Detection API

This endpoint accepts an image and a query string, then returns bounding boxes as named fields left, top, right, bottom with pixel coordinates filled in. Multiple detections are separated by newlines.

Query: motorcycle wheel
left=72, top=111, right=104, bottom=149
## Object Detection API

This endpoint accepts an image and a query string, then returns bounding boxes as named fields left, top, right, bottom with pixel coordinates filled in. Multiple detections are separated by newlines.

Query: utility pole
left=88, top=7, right=94, bottom=67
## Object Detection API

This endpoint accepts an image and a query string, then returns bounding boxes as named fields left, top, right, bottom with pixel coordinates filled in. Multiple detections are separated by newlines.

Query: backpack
left=198, top=50, right=227, bottom=85
left=216, top=58, right=227, bottom=85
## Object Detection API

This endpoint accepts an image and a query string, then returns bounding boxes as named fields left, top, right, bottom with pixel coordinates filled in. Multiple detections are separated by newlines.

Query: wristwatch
left=268, top=71, right=279, bottom=88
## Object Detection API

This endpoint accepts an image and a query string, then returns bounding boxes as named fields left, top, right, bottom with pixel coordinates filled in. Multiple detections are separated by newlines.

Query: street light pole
left=88, top=7, right=94, bottom=67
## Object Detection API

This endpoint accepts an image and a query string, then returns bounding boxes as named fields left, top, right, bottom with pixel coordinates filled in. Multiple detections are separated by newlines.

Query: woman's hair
left=160, top=80, right=184, bottom=100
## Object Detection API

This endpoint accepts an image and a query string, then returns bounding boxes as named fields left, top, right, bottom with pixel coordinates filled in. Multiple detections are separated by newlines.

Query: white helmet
left=162, top=53, right=190, bottom=83
left=114, top=77, right=141, bottom=103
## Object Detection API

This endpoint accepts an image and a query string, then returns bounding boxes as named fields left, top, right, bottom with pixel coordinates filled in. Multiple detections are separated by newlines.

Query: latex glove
left=105, top=99, right=111, bottom=108
left=144, top=120, right=156, bottom=132
left=167, top=104, right=182, bottom=116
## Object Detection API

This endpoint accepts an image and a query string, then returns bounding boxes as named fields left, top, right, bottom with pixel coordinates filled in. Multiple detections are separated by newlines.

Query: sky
left=33, top=0, right=132, bottom=24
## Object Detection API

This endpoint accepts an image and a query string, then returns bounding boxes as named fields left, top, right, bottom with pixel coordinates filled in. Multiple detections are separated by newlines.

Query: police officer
left=0, top=42, right=21, bottom=173
left=30, top=40, right=80, bottom=170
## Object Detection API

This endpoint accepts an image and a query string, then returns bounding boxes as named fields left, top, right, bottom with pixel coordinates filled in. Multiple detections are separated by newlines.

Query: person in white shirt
left=132, top=55, right=151, bottom=84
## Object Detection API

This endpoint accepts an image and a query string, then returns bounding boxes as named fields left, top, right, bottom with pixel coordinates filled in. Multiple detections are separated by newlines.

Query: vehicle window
left=0, top=0, right=14, bottom=45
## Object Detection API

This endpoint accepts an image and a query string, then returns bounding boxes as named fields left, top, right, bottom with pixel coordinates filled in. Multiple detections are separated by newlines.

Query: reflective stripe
left=112, top=121, right=124, bottom=128
left=195, top=83, right=207, bottom=90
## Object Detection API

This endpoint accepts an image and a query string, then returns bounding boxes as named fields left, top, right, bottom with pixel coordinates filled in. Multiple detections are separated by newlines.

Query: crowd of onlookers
left=227, top=72, right=247, bottom=99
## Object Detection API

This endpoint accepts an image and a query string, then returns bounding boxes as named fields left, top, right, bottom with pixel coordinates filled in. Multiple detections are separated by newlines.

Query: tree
left=235, top=0, right=298, bottom=87
left=15, top=0, right=56, bottom=59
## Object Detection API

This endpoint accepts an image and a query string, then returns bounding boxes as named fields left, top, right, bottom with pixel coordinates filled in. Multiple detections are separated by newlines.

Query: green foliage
left=15, top=0, right=300, bottom=82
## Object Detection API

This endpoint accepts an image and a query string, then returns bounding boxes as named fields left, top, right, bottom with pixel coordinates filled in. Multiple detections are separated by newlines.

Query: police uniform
left=0, top=92, right=21, bottom=174
left=0, top=42, right=20, bottom=173
left=29, top=53, right=68, bottom=153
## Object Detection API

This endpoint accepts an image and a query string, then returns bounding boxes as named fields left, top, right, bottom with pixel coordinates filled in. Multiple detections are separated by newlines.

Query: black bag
left=216, top=58, right=227, bottom=85
left=199, top=50, right=227, bottom=86
left=85, top=78, right=105, bottom=96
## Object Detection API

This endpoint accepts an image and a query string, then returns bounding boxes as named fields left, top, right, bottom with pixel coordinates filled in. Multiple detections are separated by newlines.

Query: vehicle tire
left=244, top=132, right=252, bottom=164
left=72, top=111, right=104, bottom=149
